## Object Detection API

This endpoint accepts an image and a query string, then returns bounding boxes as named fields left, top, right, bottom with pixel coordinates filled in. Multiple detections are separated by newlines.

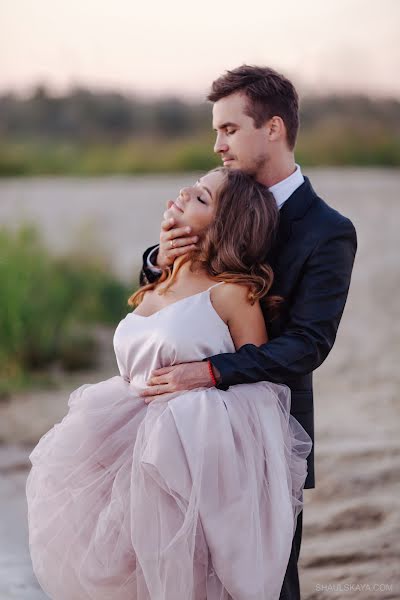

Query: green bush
left=58, top=328, right=99, bottom=371
left=0, top=225, right=134, bottom=396
left=1, top=130, right=400, bottom=176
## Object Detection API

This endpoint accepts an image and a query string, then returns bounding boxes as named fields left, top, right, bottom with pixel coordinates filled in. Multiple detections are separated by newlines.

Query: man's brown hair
left=207, top=65, right=299, bottom=150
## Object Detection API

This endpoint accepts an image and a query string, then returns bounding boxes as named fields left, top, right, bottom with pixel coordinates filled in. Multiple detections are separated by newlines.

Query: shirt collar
left=268, top=164, right=304, bottom=210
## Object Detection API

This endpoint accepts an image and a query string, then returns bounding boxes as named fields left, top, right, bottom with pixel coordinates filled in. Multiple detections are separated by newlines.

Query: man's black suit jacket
left=139, top=176, right=358, bottom=489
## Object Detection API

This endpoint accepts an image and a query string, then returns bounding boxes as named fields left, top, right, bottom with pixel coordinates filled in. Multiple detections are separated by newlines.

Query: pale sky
left=1, top=0, right=399, bottom=99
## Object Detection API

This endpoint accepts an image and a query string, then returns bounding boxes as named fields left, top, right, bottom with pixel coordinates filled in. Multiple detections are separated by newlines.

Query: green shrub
left=0, top=224, right=134, bottom=396
left=58, top=328, right=99, bottom=371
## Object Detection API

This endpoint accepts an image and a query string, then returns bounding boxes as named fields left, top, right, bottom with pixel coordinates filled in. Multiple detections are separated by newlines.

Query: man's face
left=212, top=92, right=271, bottom=177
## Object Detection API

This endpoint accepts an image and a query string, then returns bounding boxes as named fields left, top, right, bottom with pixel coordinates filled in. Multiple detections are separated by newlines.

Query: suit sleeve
left=139, top=244, right=162, bottom=286
left=208, top=217, right=358, bottom=390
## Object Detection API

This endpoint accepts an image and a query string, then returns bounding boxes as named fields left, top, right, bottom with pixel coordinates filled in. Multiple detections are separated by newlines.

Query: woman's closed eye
left=197, top=196, right=206, bottom=204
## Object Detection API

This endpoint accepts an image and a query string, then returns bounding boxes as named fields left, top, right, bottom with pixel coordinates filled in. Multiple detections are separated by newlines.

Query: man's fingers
left=158, top=220, right=197, bottom=268
left=161, top=223, right=192, bottom=237
left=160, top=235, right=199, bottom=251
left=157, top=242, right=197, bottom=269
left=166, top=245, right=197, bottom=258
left=164, top=236, right=198, bottom=249
left=141, top=385, right=168, bottom=397
left=151, top=366, right=175, bottom=375
left=146, top=375, right=169, bottom=386
left=161, top=217, right=176, bottom=231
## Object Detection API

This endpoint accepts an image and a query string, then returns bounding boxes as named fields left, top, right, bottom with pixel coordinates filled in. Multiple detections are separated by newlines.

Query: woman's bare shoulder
left=211, top=281, right=268, bottom=347
left=218, top=281, right=253, bottom=302
left=211, top=282, right=259, bottom=323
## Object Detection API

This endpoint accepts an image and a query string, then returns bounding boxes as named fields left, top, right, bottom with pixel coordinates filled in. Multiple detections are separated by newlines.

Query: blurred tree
left=0, top=87, right=399, bottom=168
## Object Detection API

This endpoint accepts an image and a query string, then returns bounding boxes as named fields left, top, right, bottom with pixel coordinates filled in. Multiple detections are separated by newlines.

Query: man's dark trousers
left=280, top=507, right=303, bottom=599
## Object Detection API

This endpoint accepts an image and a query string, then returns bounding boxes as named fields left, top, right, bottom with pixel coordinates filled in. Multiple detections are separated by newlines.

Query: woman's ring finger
left=170, top=239, right=175, bottom=249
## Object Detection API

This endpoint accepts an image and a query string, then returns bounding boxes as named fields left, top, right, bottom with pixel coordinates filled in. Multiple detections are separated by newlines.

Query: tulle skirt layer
left=26, top=375, right=312, bottom=600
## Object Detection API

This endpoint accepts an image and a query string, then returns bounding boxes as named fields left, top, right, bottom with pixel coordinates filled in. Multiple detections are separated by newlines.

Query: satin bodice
left=113, top=282, right=235, bottom=389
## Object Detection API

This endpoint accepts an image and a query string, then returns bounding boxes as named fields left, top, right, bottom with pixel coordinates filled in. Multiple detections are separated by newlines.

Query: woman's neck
left=175, top=258, right=206, bottom=280
left=164, top=259, right=212, bottom=291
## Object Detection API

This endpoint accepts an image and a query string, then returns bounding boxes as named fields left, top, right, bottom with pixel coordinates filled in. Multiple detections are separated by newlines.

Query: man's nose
left=214, top=136, right=229, bottom=154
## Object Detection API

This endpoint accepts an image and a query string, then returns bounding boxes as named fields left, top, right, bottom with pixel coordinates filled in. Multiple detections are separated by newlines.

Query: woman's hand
left=156, top=202, right=199, bottom=269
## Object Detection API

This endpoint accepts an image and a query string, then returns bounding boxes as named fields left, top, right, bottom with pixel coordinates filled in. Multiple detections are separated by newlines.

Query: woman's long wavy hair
left=128, top=167, right=282, bottom=317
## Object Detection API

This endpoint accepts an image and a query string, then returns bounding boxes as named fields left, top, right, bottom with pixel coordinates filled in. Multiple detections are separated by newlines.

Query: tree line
left=1, top=84, right=399, bottom=142
left=0, top=85, right=399, bottom=172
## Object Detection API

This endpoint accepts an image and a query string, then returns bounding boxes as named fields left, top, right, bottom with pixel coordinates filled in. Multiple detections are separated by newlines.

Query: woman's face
left=165, top=170, right=225, bottom=236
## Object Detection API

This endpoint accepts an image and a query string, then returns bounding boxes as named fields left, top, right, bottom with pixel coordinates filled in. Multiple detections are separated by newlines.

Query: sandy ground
left=0, top=169, right=399, bottom=599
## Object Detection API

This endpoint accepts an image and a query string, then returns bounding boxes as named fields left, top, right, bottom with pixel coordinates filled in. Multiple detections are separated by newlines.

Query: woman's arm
left=212, top=283, right=268, bottom=350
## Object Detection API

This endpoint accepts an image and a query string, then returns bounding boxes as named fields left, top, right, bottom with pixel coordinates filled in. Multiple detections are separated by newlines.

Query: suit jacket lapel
left=265, top=177, right=317, bottom=332
left=268, top=176, right=316, bottom=267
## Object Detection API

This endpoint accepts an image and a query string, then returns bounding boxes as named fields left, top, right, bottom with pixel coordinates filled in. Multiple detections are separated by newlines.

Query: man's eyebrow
left=213, top=121, right=239, bottom=131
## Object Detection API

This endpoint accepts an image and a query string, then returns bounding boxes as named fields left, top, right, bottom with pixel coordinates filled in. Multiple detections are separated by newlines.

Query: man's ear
left=267, top=116, right=286, bottom=142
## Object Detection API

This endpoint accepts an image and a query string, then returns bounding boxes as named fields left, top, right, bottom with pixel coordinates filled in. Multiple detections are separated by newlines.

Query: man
left=139, top=65, right=357, bottom=599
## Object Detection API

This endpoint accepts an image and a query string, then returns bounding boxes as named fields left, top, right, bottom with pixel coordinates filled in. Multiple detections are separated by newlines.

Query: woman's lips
left=172, top=201, right=184, bottom=213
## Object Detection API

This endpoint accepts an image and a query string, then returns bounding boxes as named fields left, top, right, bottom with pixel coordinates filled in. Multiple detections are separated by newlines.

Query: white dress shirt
left=147, top=165, right=304, bottom=273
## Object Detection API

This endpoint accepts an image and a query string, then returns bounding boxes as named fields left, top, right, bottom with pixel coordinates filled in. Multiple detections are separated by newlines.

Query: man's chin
left=223, top=159, right=236, bottom=168
left=225, top=162, right=256, bottom=176
left=222, top=160, right=254, bottom=174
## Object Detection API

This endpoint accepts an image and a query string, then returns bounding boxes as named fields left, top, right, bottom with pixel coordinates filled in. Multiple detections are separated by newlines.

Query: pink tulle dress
left=26, top=281, right=312, bottom=600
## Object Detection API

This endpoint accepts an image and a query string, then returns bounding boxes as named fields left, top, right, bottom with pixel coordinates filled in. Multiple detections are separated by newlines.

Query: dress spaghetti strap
left=207, top=281, right=226, bottom=291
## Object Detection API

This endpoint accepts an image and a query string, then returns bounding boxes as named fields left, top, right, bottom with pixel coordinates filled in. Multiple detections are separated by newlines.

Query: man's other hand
left=140, top=361, right=220, bottom=403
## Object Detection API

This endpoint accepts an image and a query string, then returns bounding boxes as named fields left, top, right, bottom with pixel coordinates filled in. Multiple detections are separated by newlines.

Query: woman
left=26, top=167, right=312, bottom=600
